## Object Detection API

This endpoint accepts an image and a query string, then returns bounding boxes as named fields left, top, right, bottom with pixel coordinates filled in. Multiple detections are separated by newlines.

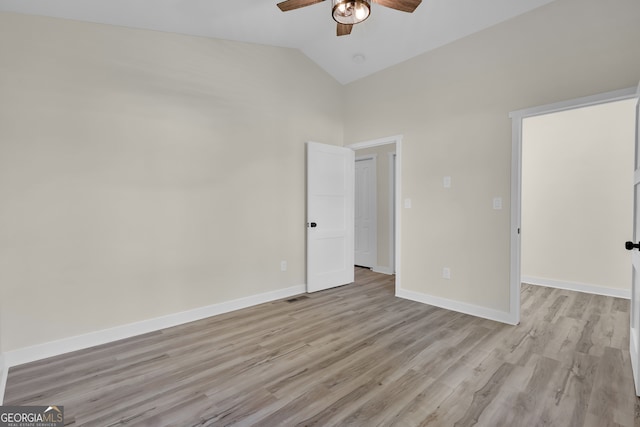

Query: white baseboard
left=372, top=266, right=394, bottom=275
left=2, top=284, right=306, bottom=371
left=522, top=276, right=630, bottom=299
left=396, top=288, right=517, bottom=325
left=0, top=354, right=6, bottom=405
left=631, top=332, right=640, bottom=396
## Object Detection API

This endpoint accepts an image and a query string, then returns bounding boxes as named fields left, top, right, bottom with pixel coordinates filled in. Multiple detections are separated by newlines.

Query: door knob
left=625, top=241, right=640, bottom=250
left=308, top=222, right=317, bottom=228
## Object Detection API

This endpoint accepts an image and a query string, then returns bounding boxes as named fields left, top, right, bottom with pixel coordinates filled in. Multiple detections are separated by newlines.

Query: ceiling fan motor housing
left=332, top=0, right=371, bottom=25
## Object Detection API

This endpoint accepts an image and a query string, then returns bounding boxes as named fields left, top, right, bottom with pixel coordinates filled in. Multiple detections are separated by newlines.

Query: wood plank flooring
left=4, top=268, right=639, bottom=426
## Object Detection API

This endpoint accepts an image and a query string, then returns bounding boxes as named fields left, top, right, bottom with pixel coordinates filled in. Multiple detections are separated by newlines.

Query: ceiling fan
left=277, top=0, right=422, bottom=36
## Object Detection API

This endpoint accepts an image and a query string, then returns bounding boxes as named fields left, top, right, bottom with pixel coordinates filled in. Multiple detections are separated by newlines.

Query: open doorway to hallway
left=353, top=143, right=397, bottom=275
left=354, top=144, right=396, bottom=274
left=347, top=135, right=402, bottom=288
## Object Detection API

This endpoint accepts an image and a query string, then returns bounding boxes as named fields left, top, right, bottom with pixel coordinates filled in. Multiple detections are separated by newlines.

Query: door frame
left=509, top=87, right=637, bottom=325
left=388, top=152, right=397, bottom=273
left=630, top=82, right=640, bottom=396
left=355, top=155, right=378, bottom=269
left=347, top=135, right=402, bottom=292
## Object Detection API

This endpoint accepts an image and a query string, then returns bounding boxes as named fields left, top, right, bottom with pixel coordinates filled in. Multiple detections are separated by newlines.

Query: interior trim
left=396, top=288, right=517, bottom=325
left=522, top=276, right=631, bottom=299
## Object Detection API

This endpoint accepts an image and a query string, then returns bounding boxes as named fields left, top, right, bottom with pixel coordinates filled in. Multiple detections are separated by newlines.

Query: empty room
left=1, top=0, right=640, bottom=425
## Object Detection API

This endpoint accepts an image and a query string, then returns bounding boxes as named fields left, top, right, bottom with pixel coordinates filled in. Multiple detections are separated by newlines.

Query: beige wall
left=522, top=99, right=635, bottom=291
left=355, top=144, right=396, bottom=272
left=344, top=0, right=640, bottom=312
left=0, top=13, right=344, bottom=352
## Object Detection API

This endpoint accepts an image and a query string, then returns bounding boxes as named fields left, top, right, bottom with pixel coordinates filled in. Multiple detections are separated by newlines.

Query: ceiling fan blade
left=372, top=0, right=421, bottom=13
left=277, top=0, right=325, bottom=12
left=337, top=23, right=353, bottom=36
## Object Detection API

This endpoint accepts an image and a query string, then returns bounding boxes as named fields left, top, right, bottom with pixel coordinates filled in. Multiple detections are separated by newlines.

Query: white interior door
left=629, top=82, right=640, bottom=396
left=355, top=157, right=377, bottom=268
left=307, top=142, right=355, bottom=292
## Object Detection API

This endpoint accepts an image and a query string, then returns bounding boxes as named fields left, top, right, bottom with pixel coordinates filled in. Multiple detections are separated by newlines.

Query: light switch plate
left=493, top=197, right=502, bottom=210
left=443, top=176, right=451, bottom=188
left=404, top=198, right=412, bottom=209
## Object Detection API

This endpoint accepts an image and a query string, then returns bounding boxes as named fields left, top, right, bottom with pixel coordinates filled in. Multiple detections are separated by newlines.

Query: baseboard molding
left=0, top=354, right=7, bottom=405
left=522, top=276, right=630, bottom=299
left=2, top=284, right=306, bottom=370
left=371, top=266, right=394, bottom=275
left=631, top=332, right=640, bottom=396
left=396, top=288, right=517, bottom=325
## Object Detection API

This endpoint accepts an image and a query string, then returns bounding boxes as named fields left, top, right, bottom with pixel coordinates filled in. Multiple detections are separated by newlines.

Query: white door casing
left=629, top=82, right=640, bottom=396
left=306, top=142, right=355, bottom=293
left=389, top=152, right=396, bottom=273
left=355, top=157, right=377, bottom=268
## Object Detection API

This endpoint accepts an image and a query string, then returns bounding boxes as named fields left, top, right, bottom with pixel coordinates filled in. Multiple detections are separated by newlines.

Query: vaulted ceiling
left=0, top=0, right=556, bottom=84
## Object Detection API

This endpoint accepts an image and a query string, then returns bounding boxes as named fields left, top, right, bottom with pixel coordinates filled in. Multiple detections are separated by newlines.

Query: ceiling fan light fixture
left=332, top=0, right=371, bottom=25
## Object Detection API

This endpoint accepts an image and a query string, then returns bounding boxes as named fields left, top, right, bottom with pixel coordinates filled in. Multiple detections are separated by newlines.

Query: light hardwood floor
left=4, top=268, right=639, bottom=426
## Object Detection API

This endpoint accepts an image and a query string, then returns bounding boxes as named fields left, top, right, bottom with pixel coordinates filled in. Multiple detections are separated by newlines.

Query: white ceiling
left=0, top=0, right=555, bottom=84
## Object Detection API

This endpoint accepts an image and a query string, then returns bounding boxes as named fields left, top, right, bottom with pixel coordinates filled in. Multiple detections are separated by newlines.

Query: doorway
left=347, top=135, right=402, bottom=284
left=509, top=87, right=638, bottom=325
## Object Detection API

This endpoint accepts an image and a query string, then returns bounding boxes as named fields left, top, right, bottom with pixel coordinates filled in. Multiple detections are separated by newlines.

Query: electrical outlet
left=442, top=267, right=451, bottom=279
left=280, top=261, right=287, bottom=272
